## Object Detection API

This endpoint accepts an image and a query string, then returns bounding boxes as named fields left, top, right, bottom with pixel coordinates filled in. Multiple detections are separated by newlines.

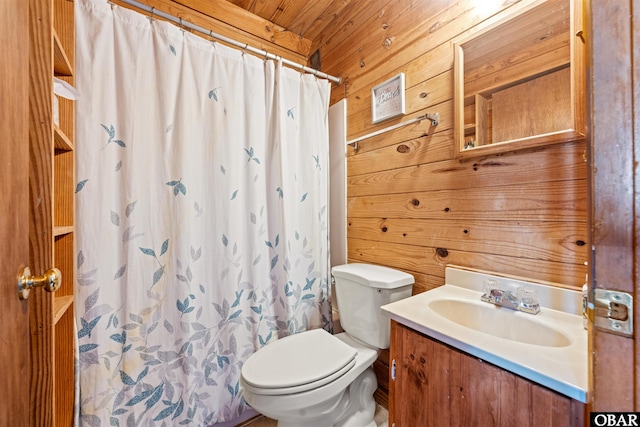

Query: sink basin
left=428, top=299, right=571, bottom=347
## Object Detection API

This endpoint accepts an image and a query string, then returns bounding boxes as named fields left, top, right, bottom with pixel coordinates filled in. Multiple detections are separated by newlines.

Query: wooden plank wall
left=315, top=0, right=589, bottom=295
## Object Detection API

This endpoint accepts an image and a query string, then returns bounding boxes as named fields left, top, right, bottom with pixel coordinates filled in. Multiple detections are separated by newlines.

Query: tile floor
left=239, top=404, right=388, bottom=427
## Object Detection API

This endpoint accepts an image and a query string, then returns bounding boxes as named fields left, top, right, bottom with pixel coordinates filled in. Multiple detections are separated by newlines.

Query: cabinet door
left=390, top=321, right=454, bottom=426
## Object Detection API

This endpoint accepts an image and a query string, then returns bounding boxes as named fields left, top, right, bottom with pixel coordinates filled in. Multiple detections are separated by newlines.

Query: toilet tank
left=332, top=263, right=414, bottom=349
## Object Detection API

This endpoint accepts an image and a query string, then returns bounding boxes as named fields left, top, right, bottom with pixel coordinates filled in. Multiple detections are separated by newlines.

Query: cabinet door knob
left=17, top=266, right=62, bottom=300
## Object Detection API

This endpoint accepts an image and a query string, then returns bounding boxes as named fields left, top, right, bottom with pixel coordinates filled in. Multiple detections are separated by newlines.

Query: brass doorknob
left=17, top=266, right=62, bottom=300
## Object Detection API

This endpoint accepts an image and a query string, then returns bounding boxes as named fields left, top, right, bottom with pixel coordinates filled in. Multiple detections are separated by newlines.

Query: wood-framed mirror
left=454, top=0, right=585, bottom=159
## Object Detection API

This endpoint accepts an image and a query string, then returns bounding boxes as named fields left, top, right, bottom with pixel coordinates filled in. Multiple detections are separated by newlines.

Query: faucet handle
left=483, top=279, right=499, bottom=296
left=517, top=287, right=538, bottom=306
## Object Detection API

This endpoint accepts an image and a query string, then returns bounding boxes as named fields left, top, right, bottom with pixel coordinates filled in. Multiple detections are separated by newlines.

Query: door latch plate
left=593, top=289, right=633, bottom=337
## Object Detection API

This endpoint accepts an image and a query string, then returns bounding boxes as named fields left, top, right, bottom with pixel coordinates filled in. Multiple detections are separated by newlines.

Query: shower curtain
left=74, top=1, right=332, bottom=425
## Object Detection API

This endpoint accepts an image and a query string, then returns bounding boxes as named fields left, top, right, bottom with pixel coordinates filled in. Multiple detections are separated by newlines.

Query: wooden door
left=588, top=0, right=639, bottom=411
left=28, top=0, right=77, bottom=425
left=0, top=0, right=31, bottom=425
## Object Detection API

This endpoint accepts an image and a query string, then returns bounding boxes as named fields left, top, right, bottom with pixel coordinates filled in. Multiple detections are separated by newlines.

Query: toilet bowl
left=240, top=263, right=414, bottom=427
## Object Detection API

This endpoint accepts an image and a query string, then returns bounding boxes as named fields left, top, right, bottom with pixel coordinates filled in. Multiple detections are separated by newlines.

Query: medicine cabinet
left=454, top=0, right=585, bottom=159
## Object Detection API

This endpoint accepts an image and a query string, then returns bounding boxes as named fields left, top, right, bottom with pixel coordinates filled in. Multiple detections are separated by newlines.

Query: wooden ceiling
left=225, top=0, right=350, bottom=43
left=146, top=0, right=353, bottom=63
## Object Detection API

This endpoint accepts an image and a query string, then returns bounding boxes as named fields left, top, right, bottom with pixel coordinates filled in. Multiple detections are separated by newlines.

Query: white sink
left=428, top=298, right=572, bottom=347
left=381, top=265, right=588, bottom=403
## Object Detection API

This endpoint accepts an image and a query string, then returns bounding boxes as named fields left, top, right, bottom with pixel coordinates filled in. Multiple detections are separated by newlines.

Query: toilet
left=240, top=263, right=414, bottom=427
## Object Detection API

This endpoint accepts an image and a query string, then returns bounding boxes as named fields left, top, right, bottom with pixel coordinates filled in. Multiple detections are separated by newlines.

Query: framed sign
left=371, top=73, right=406, bottom=124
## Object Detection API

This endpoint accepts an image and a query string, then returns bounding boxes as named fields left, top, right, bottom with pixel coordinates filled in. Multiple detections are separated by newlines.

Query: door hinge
left=391, top=358, right=396, bottom=381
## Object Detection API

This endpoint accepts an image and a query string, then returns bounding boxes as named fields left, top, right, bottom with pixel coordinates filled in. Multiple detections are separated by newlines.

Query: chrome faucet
left=481, top=282, right=540, bottom=315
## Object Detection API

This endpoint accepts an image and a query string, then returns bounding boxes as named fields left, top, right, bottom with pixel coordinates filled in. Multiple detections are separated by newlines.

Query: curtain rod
left=112, top=0, right=342, bottom=84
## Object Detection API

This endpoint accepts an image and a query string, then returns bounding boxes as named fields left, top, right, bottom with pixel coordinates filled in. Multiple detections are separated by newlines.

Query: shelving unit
left=53, top=0, right=76, bottom=424
left=29, top=0, right=76, bottom=424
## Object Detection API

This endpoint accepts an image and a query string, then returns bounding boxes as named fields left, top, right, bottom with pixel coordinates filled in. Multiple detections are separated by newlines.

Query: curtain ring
left=264, top=50, right=269, bottom=62
left=242, top=44, right=248, bottom=56
left=148, top=6, right=155, bottom=22
left=209, top=30, right=217, bottom=46
left=179, top=17, right=186, bottom=33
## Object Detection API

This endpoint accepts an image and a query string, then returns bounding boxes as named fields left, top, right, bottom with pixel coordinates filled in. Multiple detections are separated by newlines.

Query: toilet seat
left=241, top=328, right=357, bottom=396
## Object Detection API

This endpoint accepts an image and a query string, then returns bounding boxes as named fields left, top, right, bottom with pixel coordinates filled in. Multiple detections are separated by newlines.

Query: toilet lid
left=241, top=328, right=357, bottom=393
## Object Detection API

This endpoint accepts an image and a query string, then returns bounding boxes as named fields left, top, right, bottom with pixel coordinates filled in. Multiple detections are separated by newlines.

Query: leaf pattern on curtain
left=74, top=1, right=332, bottom=425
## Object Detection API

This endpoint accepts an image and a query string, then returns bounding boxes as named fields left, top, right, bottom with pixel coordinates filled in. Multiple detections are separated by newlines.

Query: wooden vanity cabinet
left=388, top=321, right=585, bottom=427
